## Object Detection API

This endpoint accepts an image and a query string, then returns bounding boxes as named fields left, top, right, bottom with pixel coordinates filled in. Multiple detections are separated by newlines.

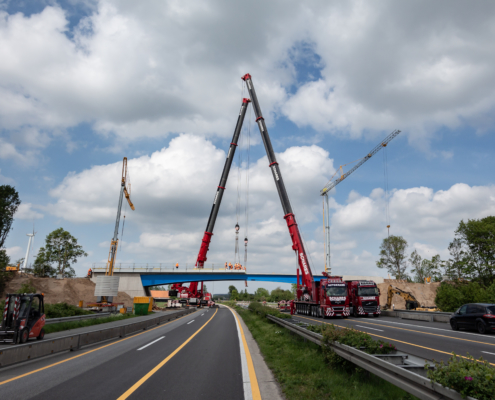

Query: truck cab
left=319, top=277, right=350, bottom=318
left=346, top=280, right=380, bottom=317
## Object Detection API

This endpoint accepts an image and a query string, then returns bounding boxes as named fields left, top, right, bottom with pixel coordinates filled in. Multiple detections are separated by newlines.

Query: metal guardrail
left=0, top=308, right=197, bottom=368
left=92, top=263, right=248, bottom=273
left=45, top=313, right=112, bottom=325
left=267, top=315, right=475, bottom=400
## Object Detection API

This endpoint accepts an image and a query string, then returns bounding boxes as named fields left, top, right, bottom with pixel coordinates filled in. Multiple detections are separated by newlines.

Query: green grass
left=44, top=313, right=137, bottom=334
left=234, top=305, right=416, bottom=400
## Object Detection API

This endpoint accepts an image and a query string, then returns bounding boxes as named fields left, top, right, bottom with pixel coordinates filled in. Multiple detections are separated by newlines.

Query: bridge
left=91, top=266, right=384, bottom=297
left=91, top=266, right=327, bottom=297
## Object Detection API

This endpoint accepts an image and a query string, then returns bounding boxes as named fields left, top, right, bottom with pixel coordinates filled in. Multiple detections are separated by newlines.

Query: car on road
left=450, top=303, right=495, bottom=334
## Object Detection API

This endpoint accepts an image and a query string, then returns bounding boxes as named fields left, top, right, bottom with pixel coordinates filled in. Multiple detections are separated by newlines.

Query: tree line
left=217, top=285, right=295, bottom=302
left=377, top=216, right=495, bottom=311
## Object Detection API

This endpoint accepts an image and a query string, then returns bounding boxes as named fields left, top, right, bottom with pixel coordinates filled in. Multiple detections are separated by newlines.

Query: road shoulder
left=230, top=307, right=285, bottom=400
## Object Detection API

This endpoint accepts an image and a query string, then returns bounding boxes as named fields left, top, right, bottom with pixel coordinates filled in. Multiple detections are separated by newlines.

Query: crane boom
left=242, top=74, right=315, bottom=293
left=106, top=157, right=135, bottom=277
left=320, top=130, right=401, bottom=195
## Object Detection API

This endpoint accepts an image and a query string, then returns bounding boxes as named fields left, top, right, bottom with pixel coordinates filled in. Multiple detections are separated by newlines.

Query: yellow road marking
left=224, top=305, right=262, bottom=400
left=0, top=311, right=196, bottom=386
left=294, top=315, right=495, bottom=366
left=345, top=319, right=495, bottom=347
left=117, top=308, right=218, bottom=400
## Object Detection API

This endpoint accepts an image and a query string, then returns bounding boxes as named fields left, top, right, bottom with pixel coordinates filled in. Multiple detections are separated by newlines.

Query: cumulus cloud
left=16, top=203, right=44, bottom=220
left=1, top=0, right=495, bottom=163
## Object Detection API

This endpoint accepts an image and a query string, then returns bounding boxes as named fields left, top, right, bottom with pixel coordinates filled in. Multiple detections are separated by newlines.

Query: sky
left=2, top=0, right=495, bottom=295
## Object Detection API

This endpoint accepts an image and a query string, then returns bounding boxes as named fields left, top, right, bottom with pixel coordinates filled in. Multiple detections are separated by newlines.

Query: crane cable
left=383, top=145, right=391, bottom=236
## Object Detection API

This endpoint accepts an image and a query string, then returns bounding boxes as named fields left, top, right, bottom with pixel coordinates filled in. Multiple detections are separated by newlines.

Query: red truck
left=346, top=280, right=381, bottom=318
left=295, top=274, right=350, bottom=318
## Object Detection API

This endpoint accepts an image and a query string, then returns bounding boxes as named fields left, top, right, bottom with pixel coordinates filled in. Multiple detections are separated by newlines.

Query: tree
left=43, top=228, right=88, bottom=277
left=0, top=185, right=21, bottom=249
left=409, top=250, right=423, bottom=283
left=444, top=238, right=469, bottom=281
left=290, top=284, right=297, bottom=296
left=454, top=217, right=495, bottom=286
left=0, top=249, right=12, bottom=295
left=32, top=248, right=56, bottom=277
left=231, top=289, right=239, bottom=300
left=228, top=285, right=237, bottom=296
left=376, top=235, right=408, bottom=280
left=254, top=287, right=269, bottom=301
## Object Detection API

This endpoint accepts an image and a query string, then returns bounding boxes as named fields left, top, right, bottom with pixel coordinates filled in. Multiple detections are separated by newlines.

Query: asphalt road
left=0, top=307, right=244, bottom=400
left=290, top=313, right=495, bottom=365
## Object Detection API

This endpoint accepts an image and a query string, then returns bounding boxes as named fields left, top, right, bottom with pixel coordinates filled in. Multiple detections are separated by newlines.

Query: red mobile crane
left=191, top=74, right=349, bottom=318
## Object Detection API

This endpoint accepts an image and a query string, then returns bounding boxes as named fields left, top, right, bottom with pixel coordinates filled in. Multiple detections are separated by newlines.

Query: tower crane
left=320, top=130, right=401, bottom=273
left=94, top=157, right=135, bottom=305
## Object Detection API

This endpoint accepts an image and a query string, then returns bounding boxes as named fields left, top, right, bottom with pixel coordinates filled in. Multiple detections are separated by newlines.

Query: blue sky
left=2, top=1, right=495, bottom=294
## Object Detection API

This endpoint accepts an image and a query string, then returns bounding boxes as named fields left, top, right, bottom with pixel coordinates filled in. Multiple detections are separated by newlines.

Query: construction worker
left=87, top=268, right=92, bottom=278
left=229, top=262, right=233, bottom=270
left=225, top=262, right=228, bottom=270
left=176, top=262, right=179, bottom=270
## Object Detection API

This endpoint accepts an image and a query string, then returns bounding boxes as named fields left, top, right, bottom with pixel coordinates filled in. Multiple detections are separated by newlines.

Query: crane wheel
left=37, top=328, right=45, bottom=340
left=20, top=329, right=29, bottom=344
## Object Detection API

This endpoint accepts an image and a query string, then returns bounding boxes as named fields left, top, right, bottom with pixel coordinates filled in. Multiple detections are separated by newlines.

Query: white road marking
left=224, top=305, right=253, bottom=400
left=201, top=313, right=204, bottom=316
left=187, top=320, right=195, bottom=324
left=137, top=336, right=164, bottom=351
left=482, top=351, right=495, bottom=356
left=365, top=319, right=495, bottom=339
left=355, top=325, right=384, bottom=332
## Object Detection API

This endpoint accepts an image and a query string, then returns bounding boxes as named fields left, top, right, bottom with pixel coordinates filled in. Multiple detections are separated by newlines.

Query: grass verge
left=44, top=313, right=138, bottom=334
left=233, top=305, right=416, bottom=400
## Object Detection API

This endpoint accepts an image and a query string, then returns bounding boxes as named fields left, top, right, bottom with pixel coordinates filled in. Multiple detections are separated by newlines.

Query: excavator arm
left=386, top=285, right=419, bottom=309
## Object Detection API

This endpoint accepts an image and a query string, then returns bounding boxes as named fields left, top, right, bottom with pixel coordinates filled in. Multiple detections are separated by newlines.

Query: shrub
left=427, top=353, right=495, bottom=400
left=322, top=324, right=397, bottom=371
left=44, top=302, right=92, bottom=318
left=16, top=282, right=37, bottom=294
left=248, top=301, right=291, bottom=319
left=435, top=281, right=495, bottom=312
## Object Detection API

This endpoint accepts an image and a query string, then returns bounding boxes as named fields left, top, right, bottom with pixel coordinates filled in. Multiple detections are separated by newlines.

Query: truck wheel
left=37, top=328, right=45, bottom=340
left=20, top=328, right=29, bottom=344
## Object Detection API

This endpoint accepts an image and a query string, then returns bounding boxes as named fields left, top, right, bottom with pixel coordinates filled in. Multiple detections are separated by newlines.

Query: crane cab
left=0, top=293, right=46, bottom=344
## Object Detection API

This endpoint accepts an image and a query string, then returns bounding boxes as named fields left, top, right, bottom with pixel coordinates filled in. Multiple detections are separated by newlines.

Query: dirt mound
left=2, top=275, right=133, bottom=307
left=378, top=280, right=440, bottom=309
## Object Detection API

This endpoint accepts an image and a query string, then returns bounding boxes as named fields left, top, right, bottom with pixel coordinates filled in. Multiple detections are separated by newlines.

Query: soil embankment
left=378, top=280, right=440, bottom=309
left=2, top=275, right=133, bottom=307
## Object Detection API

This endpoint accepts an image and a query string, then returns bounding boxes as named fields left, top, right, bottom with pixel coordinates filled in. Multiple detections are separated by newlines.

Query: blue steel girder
left=140, top=273, right=325, bottom=287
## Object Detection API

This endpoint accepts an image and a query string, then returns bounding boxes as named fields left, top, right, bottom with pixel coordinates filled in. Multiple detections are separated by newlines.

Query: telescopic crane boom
left=242, top=74, right=315, bottom=294
left=106, top=157, right=135, bottom=277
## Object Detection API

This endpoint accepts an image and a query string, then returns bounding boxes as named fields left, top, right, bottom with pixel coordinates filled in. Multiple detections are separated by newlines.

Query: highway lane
left=0, top=307, right=248, bottom=400
left=0, top=310, right=185, bottom=350
left=290, top=313, right=495, bottom=365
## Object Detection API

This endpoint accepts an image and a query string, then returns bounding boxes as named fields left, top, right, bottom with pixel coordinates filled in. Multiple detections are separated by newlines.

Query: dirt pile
left=2, top=275, right=133, bottom=307
left=377, top=280, right=440, bottom=309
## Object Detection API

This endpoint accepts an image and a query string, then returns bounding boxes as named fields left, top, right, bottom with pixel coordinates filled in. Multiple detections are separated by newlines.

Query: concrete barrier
left=381, top=310, right=452, bottom=323
left=0, top=308, right=196, bottom=368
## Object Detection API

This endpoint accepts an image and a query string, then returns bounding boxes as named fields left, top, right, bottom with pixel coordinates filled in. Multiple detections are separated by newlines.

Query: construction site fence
left=91, top=263, right=248, bottom=273
left=266, top=315, right=474, bottom=400
left=0, top=308, right=196, bottom=369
